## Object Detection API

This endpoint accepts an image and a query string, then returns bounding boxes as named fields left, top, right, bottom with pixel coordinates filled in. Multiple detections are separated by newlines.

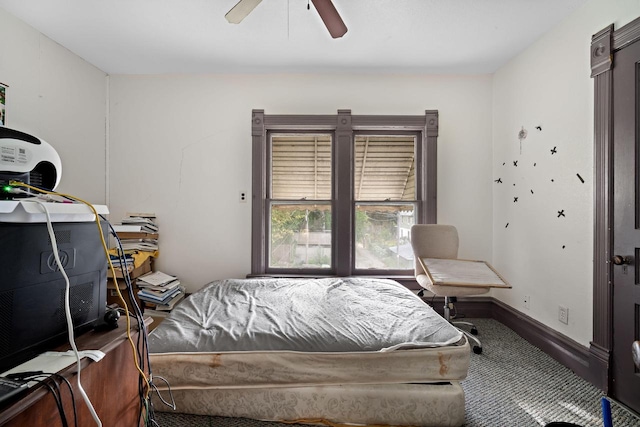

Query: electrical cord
left=103, top=218, right=158, bottom=426
left=49, top=373, right=79, bottom=427
left=149, top=376, right=175, bottom=410
left=38, top=377, right=69, bottom=427
left=13, top=372, right=78, bottom=427
left=33, top=200, right=102, bottom=427
left=103, top=216, right=177, bottom=423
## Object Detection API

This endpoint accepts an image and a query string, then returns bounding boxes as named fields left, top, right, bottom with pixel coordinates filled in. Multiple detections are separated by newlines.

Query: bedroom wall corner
left=490, top=0, right=640, bottom=347
left=0, top=6, right=108, bottom=204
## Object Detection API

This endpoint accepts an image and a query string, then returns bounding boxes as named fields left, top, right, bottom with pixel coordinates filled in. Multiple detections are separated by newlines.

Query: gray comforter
left=148, top=277, right=463, bottom=353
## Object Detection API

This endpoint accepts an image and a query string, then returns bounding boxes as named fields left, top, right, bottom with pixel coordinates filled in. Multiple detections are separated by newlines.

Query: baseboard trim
left=490, top=298, right=591, bottom=383
left=431, top=296, right=595, bottom=387
left=588, top=342, right=610, bottom=392
left=427, top=296, right=494, bottom=319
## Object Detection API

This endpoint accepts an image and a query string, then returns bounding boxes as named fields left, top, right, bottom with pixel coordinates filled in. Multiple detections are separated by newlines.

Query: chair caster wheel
left=471, top=327, right=478, bottom=335
left=473, top=346, right=483, bottom=354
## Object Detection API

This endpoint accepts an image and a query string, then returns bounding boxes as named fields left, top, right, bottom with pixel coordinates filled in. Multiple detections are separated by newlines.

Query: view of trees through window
left=270, top=205, right=331, bottom=268
left=354, top=205, right=414, bottom=270
left=268, top=133, right=416, bottom=270
left=269, top=204, right=414, bottom=269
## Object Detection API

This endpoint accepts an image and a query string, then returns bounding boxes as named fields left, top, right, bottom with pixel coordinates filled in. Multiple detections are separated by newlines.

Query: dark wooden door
left=612, top=37, right=640, bottom=413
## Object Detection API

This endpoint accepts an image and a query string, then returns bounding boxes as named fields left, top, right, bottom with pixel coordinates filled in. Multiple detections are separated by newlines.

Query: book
left=113, top=224, right=145, bottom=232
left=109, top=258, right=134, bottom=269
left=154, top=292, right=185, bottom=311
left=113, top=232, right=159, bottom=240
left=122, top=217, right=156, bottom=225
left=126, top=212, right=156, bottom=219
left=120, top=239, right=158, bottom=251
left=138, top=286, right=180, bottom=300
left=138, top=287, right=181, bottom=304
left=136, top=279, right=180, bottom=292
left=121, top=217, right=159, bottom=232
left=109, top=253, right=134, bottom=264
left=113, top=224, right=157, bottom=233
left=137, top=271, right=177, bottom=287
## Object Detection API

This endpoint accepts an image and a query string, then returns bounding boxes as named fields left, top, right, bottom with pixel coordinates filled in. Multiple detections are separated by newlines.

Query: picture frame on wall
left=0, top=82, right=7, bottom=126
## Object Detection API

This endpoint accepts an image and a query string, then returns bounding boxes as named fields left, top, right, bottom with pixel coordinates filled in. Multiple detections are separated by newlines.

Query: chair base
left=458, top=327, right=483, bottom=354
left=444, top=297, right=483, bottom=354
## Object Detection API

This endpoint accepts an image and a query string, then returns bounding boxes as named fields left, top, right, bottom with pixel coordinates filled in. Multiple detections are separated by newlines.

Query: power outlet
left=559, top=306, right=569, bottom=324
left=239, top=191, right=247, bottom=203
left=523, top=295, right=530, bottom=310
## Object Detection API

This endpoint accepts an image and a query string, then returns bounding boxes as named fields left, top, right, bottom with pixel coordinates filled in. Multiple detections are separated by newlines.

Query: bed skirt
left=152, top=382, right=466, bottom=427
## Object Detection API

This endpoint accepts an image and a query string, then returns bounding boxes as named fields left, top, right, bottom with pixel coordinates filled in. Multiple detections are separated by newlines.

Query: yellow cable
left=9, top=182, right=152, bottom=404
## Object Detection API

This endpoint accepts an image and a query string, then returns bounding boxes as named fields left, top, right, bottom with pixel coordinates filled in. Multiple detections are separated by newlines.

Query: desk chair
left=410, top=224, right=488, bottom=354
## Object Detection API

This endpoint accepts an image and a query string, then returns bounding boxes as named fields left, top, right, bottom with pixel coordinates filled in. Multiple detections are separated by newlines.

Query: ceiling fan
left=225, top=0, right=348, bottom=39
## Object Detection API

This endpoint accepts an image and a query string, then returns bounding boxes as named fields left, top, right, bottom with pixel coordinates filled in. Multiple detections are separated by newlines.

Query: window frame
left=251, top=109, right=439, bottom=277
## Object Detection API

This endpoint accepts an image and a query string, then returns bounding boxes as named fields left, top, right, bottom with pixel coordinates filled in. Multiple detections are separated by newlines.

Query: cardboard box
left=147, top=316, right=166, bottom=332
left=107, top=257, right=152, bottom=280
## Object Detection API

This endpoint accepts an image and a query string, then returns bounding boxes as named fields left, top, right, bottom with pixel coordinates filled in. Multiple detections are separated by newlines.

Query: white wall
left=108, top=74, right=494, bottom=292
left=0, top=7, right=107, bottom=203
left=492, top=0, right=640, bottom=347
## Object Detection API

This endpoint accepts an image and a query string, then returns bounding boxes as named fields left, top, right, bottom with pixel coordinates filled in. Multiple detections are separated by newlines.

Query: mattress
left=156, top=382, right=466, bottom=427
left=149, top=277, right=464, bottom=353
left=148, top=277, right=470, bottom=426
left=150, top=345, right=469, bottom=389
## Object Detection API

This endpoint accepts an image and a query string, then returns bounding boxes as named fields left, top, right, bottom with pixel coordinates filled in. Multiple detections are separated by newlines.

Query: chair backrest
left=410, top=224, right=459, bottom=276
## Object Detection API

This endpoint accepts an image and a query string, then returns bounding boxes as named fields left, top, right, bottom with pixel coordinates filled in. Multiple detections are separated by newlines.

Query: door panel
left=612, top=37, right=640, bottom=413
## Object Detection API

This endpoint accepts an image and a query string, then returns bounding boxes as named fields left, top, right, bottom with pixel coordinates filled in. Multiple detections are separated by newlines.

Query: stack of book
left=109, top=253, right=134, bottom=271
left=112, top=213, right=159, bottom=252
left=136, top=271, right=185, bottom=317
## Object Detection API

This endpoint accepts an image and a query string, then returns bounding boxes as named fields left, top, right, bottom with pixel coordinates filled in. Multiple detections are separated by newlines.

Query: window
left=353, top=134, right=417, bottom=270
left=269, top=134, right=332, bottom=269
left=251, top=109, right=438, bottom=277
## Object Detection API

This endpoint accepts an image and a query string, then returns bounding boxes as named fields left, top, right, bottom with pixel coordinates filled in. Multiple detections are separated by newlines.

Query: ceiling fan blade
left=310, top=0, right=348, bottom=39
left=225, top=0, right=263, bottom=24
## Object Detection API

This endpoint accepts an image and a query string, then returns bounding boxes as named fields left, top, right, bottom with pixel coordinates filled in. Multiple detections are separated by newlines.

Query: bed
left=148, top=277, right=470, bottom=426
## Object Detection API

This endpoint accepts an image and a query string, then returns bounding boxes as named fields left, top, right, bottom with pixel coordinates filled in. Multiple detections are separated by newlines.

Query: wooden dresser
left=0, top=317, right=150, bottom=426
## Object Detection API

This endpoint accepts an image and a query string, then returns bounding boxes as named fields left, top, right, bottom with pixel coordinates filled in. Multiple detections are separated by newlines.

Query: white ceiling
left=0, top=0, right=588, bottom=75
